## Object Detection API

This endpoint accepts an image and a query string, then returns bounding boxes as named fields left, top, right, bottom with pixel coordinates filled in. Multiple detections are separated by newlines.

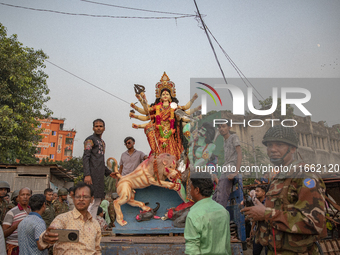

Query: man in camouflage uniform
left=53, top=188, right=69, bottom=216
left=0, top=181, right=10, bottom=226
left=7, top=190, right=19, bottom=211
left=42, top=188, right=55, bottom=227
left=241, top=126, right=326, bottom=255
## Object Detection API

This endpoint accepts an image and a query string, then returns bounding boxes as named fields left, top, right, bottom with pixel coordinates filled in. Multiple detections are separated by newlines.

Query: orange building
left=35, top=118, right=76, bottom=162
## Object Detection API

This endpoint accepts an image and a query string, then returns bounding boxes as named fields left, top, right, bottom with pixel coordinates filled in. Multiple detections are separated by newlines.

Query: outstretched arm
left=131, top=103, right=147, bottom=115
left=185, top=105, right=201, bottom=116
left=181, top=93, right=198, bottom=111
left=132, top=123, right=148, bottom=129
left=129, top=112, right=150, bottom=121
left=136, top=93, right=152, bottom=113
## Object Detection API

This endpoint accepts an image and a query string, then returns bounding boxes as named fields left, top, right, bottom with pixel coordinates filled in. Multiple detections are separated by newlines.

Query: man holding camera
left=39, top=182, right=101, bottom=254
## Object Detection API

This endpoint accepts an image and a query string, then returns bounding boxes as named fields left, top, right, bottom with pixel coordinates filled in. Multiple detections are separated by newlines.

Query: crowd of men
left=184, top=124, right=327, bottom=255
left=0, top=119, right=145, bottom=255
left=0, top=119, right=328, bottom=255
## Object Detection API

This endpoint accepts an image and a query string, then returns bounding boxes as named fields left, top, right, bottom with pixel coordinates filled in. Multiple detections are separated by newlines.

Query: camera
left=244, top=194, right=254, bottom=207
left=50, top=229, right=79, bottom=242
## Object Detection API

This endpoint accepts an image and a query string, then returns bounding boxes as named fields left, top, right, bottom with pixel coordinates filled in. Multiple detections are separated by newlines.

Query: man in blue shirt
left=18, top=194, right=47, bottom=255
left=184, top=172, right=231, bottom=255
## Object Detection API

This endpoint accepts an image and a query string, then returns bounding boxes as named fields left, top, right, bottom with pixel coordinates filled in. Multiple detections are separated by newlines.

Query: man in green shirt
left=184, top=172, right=231, bottom=255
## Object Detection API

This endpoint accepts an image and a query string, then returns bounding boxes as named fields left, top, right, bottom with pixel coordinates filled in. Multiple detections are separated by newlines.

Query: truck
left=100, top=176, right=246, bottom=254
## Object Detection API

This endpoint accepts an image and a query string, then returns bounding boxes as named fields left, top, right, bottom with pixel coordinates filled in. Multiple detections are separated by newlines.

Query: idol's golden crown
left=155, top=72, right=176, bottom=98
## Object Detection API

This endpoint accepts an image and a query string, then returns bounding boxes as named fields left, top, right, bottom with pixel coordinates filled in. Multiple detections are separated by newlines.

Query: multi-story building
left=35, top=117, right=76, bottom=162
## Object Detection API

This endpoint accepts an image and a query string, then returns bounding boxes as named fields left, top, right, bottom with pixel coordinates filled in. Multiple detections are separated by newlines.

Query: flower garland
left=155, top=102, right=176, bottom=147
left=158, top=125, right=173, bottom=139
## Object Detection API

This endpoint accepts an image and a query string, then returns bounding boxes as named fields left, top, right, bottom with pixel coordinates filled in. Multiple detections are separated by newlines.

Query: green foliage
left=206, top=110, right=217, bottom=117
left=258, top=96, right=294, bottom=120
left=0, top=23, right=51, bottom=163
left=55, top=157, right=84, bottom=177
left=74, top=173, right=84, bottom=186
left=39, top=156, right=84, bottom=180
left=241, top=146, right=266, bottom=166
left=19, top=155, right=39, bottom=164
left=241, top=145, right=267, bottom=179
left=40, top=157, right=54, bottom=164
left=243, top=178, right=256, bottom=186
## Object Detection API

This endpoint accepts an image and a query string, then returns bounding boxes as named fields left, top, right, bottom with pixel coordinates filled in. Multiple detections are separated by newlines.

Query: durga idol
left=129, top=72, right=198, bottom=161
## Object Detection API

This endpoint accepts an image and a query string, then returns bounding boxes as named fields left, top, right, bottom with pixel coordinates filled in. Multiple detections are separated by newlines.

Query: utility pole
left=251, top=135, right=258, bottom=179
left=240, top=136, right=258, bottom=179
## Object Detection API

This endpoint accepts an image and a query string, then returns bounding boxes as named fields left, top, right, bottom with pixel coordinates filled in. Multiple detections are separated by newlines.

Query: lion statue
left=107, top=153, right=181, bottom=226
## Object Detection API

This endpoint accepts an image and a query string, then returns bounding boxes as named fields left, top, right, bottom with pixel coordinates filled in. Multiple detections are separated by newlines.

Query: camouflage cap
left=0, top=181, right=10, bottom=192
left=262, top=125, right=299, bottom=148
left=58, top=188, right=68, bottom=196
left=11, top=190, right=19, bottom=200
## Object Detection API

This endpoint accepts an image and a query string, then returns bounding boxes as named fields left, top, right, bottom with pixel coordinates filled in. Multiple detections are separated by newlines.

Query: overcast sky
left=1, top=0, right=339, bottom=158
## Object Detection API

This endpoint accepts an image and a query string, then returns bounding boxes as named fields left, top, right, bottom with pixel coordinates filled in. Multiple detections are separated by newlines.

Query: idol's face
left=161, top=91, right=171, bottom=102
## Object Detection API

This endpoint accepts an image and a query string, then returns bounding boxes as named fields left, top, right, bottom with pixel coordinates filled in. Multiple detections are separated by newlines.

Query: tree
left=0, top=23, right=51, bottom=163
left=242, top=145, right=267, bottom=186
left=55, top=157, right=84, bottom=177
left=241, top=145, right=267, bottom=167
left=40, top=156, right=84, bottom=182
left=258, top=96, right=294, bottom=120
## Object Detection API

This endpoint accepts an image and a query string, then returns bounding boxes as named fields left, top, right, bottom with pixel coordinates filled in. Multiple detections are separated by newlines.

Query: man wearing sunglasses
left=119, top=137, right=147, bottom=176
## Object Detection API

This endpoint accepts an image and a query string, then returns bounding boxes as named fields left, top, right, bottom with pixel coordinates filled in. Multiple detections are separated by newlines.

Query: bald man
left=3, top=187, right=31, bottom=254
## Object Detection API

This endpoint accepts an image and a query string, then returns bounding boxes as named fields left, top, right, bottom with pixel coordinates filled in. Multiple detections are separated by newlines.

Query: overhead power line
left=206, top=26, right=264, bottom=100
left=45, top=60, right=130, bottom=105
left=193, top=0, right=263, bottom=102
left=0, top=2, right=194, bottom=19
left=80, top=0, right=197, bottom=17
left=192, top=0, right=231, bottom=96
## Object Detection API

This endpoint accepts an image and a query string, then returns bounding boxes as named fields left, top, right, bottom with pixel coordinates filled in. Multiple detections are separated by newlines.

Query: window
left=36, top=148, right=41, bottom=154
left=37, top=124, right=42, bottom=128
left=52, top=131, right=56, bottom=136
left=64, top=149, right=72, bottom=156
left=50, top=154, right=54, bottom=159
left=51, top=142, right=56, bottom=147
left=65, top=138, right=73, bottom=144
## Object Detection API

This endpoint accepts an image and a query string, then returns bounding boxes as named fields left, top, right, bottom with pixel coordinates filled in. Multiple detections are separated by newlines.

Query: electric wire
left=192, top=0, right=232, bottom=99
left=206, top=26, right=264, bottom=100
left=80, top=0, right=197, bottom=17
left=193, top=0, right=263, bottom=102
left=45, top=60, right=130, bottom=105
left=0, top=2, right=194, bottom=19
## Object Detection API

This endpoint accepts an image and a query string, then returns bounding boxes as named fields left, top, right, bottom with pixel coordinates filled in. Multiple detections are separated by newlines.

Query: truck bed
left=101, top=236, right=244, bottom=254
